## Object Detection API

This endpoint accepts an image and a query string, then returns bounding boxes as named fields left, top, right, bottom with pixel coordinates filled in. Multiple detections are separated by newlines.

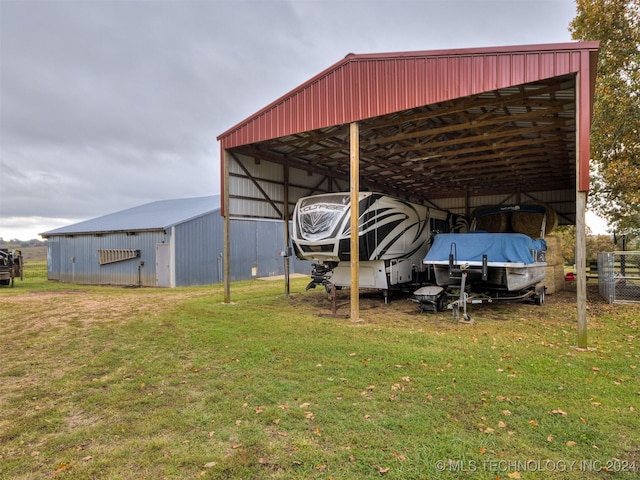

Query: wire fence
left=598, top=251, right=640, bottom=304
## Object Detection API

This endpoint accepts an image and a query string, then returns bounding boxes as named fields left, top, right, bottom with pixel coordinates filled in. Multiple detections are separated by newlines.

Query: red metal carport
left=217, top=41, right=599, bottom=346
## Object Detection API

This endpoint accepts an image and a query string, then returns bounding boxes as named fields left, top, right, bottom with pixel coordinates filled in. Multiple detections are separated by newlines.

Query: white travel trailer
left=291, top=192, right=465, bottom=295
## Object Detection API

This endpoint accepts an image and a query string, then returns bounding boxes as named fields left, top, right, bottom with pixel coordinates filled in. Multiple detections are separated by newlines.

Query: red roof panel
left=219, top=42, right=598, bottom=148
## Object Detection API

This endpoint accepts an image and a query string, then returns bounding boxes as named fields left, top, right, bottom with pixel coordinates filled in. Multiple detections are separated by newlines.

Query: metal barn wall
left=434, top=189, right=576, bottom=226
left=229, top=219, right=312, bottom=281
left=173, top=212, right=220, bottom=286
left=46, top=215, right=312, bottom=287
left=46, top=237, right=61, bottom=280
left=51, top=231, right=165, bottom=286
left=228, top=152, right=349, bottom=219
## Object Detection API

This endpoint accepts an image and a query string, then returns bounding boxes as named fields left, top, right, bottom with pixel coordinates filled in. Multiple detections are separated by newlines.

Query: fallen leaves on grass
left=549, top=408, right=568, bottom=416
left=55, top=462, right=71, bottom=473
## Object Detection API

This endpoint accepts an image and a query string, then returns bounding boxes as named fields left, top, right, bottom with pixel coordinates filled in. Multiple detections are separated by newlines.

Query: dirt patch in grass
left=2, top=278, right=617, bottom=332
left=290, top=281, right=615, bottom=326
left=0, top=288, right=213, bottom=331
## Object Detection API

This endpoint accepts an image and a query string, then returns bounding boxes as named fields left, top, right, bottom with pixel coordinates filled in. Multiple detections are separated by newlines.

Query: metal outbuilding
left=217, top=42, right=600, bottom=346
left=42, top=196, right=310, bottom=287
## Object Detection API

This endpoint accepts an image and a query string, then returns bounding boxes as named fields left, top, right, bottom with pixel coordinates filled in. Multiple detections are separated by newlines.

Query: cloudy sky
left=2, top=0, right=605, bottom=240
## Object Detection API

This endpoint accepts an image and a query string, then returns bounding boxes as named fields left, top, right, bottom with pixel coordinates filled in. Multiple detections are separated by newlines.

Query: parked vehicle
left=291, top=192, right=466, bottom=297
left=0, top=249, right=23, bottom=287
left=422, top=204, right=550, bottom=321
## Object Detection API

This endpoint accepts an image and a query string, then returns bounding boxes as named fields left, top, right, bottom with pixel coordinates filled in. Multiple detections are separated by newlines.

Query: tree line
left=571, top=0, right=640, bottom=241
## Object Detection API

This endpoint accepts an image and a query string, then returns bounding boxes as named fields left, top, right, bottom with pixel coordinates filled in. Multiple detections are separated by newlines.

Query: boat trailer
left=414, top=255, right=544, bottom=323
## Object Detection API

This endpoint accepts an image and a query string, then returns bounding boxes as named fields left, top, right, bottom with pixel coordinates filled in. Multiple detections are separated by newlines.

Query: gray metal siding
left=174, top=212, right=220, bottom=286
left=229, top=219, right=313, bottom=280
left=46, top=237, right=61, bottom=280
left=46, top=215, right=312, bottom=286
left=257, top=221, right=286, bottom=277
left=229, top=220, right=257, bottom=281
left=51, top=231, right=164, bottom=286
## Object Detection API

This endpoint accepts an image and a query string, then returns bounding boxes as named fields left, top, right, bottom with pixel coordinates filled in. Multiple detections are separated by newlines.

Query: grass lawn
left=0, top=261, right=638, bottom=479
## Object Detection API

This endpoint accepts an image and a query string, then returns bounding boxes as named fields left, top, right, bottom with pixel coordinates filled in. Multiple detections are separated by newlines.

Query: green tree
left=555, top=225, right=616, bottom=265
left=570, top=0, right=640, bottom=239
left=554, top=225, right=578, bottom=265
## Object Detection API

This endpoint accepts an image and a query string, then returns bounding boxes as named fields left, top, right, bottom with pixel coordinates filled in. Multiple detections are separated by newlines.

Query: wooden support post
left=350, top=122, right=360, bottom=322
left=576, top=69, right=588, bottom=348
left=223, top=149, right=231, bottom=303
left=576, top=193, right=588, bottom=347
left=283, top=165, right=290, bottom=298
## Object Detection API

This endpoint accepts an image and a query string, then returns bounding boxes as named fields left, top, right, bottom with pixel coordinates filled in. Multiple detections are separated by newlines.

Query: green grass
left=0, top=262, right=638, bottom=479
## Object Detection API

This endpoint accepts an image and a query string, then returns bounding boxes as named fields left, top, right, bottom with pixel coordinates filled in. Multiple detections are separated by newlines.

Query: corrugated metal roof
left=42, top=196, right=221, bottom=236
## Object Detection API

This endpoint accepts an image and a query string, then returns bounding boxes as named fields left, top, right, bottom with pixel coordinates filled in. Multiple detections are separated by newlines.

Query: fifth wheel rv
left=291, top=192, right=466, bottom=295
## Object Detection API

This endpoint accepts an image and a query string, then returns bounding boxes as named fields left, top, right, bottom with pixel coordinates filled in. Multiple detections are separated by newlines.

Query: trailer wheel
left=534, top=287, right=545, bottom=305
left=437, top=294, right=447, bottom=312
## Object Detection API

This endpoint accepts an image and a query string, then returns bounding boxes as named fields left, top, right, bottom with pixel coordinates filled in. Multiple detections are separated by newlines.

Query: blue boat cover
left=425, top=233, right=547, bottom=264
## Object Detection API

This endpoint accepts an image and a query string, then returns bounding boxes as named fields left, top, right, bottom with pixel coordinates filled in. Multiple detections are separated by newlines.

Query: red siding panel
left=511, top=54, right=525, bottom=86
left=471, top=56, right=481, bottom=96
left=525, top=53, right=537, bottom=83
left=458, top=57, right=470, bottom=98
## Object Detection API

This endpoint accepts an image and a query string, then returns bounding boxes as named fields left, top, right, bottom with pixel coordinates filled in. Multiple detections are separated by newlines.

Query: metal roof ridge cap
left=346, top=41, right=601, bottom=60
left=41, top=227, right=166, bottom=237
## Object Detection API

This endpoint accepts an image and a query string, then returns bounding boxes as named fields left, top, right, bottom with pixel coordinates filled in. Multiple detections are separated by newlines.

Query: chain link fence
left=598, top=251, right=640, bottom=304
